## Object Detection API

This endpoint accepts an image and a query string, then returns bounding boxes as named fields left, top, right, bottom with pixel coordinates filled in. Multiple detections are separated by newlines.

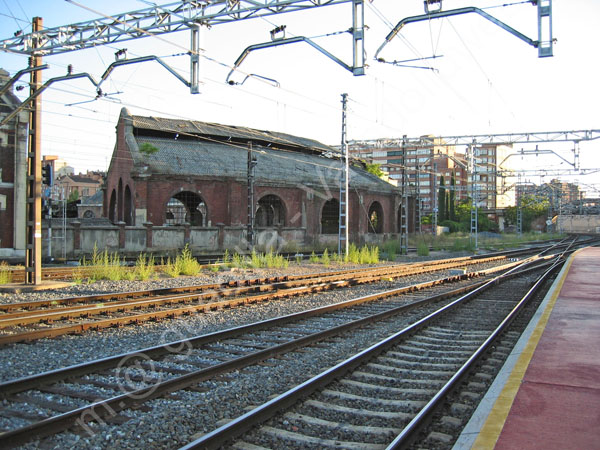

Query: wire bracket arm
left=375, top=5, right=552, bottom=61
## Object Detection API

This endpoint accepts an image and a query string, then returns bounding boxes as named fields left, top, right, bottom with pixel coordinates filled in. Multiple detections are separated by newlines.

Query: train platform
left=455, top=246, right=600, bottom=450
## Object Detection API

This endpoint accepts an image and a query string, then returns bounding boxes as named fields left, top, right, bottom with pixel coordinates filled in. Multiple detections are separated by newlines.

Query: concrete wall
left=556, top=215, right=600, bottom=233
left=41, top=221, right=394, bottom=259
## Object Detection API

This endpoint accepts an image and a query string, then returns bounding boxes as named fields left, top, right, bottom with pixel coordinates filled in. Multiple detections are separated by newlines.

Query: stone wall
left=556, top=215, right=600, bottom=233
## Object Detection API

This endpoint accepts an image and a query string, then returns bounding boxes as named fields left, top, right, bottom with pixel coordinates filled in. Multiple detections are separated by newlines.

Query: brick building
left=104, top=108, right=410, bottom=247
left=55, top=172, right=103, bottom=200
left=0, top=68, right=28, bottom=257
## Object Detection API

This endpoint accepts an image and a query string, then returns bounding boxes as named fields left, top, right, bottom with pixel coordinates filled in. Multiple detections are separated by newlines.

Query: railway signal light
left=42, top=164, right=53, bottom=186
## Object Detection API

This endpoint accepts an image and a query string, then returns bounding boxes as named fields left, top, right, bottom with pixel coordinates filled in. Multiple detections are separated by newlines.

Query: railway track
left=182, top=252, right=567, bottom=449
left=0, top=254, right=551, bottom=447
left=1, top=238, right=574, bottom=283
left=0, top=252, right=527, bottom=345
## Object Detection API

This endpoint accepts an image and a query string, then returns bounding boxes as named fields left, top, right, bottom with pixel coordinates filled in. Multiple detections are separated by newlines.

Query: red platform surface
left=494, top=247, right=600, bottom=450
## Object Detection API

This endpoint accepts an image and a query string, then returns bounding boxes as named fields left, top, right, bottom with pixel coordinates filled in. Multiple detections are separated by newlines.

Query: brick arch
left=256, top=194, right=287, bottom=227
left=368, top=200, right=384, bottom=234
left=164, top=190, right=207, bottom=226
left=321, top=198, right=339, bottom=234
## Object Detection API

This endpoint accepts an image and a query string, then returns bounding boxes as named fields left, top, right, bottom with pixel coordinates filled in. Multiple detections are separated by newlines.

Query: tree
left=504, top=194, right=550, bottom=232
left=67, top=189, right=79, bottom=203
left=438, top=176, right=446, bottom=222
left=366, top=163, right=385, bottom=179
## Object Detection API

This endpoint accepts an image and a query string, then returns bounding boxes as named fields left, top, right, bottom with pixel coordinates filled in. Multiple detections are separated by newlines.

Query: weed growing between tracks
left=0, top=261, right=12, bottom=285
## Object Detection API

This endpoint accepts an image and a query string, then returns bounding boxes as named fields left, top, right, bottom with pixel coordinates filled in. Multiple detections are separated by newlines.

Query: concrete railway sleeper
left=180, top=254, right=565, bottom=450
left=0, top=254, right=527, bottom=345
left=0, top=256, right=557, bottom=448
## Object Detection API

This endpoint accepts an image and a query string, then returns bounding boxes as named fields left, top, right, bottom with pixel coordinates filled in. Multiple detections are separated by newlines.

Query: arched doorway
left=165, top=191, right=206, bottom=226
left=368, top=201, right=384, bottom=233
left=321, top=198, right=339, bottom=234
left=256, top=194, right=286, bottom=227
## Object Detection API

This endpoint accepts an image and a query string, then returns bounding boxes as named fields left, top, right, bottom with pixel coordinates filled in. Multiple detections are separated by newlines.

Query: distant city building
left=54, top=172, right=103, bottom=200
left=516, top=178, right=584, bottom=214
left=473, top=144, right=515, bottom=210
left=349, top=136, right=471, bottom=215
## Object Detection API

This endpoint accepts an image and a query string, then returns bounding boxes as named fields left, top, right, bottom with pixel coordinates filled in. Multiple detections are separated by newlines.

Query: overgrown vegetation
left=366, top=163, right=385, bottom=179
left=0, top=261, right=13, bottom=285
left=162, top=244, right=201, bottom=277
left=416, top=240, right=430, bottom=256
left=139, top=142, right=159, bottom=156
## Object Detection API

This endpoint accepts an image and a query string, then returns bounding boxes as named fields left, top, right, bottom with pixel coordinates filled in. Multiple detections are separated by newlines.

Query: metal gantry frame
left=400, top=135, right=409, bottom=255
left=338, top=93, right=349, bottom=256
left=0, top=0, right=365, bottom=284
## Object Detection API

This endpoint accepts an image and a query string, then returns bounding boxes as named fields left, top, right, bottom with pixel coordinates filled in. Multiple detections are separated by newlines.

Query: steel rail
left=0, top=264, right=519, bottom=447
left=0, top=256, right=488, bottom=311
left=0, top=256, right=512, bottom=345
left=3, top=240, right=572, bottom=284
left=0, top=255, right=513, bottom=333
left=0, top=242, right=580, bottom=344
left=386, top=260, right=567, bottom=448
left=180, top=254, right=562, bottom=449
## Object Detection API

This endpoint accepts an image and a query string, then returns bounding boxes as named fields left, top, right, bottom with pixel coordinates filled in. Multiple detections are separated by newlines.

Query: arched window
left=117, top=178, right=123, bottom=222
left=108, top=189, right=117, bottom=222
left=165, top=191, right=206, bottom=226
left=321, top=198, right=339, bottom=234
left=124, top=185, right=133, bottom=225
left=256, top=194, right=286, bottom=227
left=368, top=201, right=384, bottom=234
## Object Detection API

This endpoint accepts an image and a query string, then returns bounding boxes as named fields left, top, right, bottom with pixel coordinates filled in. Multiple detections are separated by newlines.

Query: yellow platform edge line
left=470, top=249, right=581, bottom=450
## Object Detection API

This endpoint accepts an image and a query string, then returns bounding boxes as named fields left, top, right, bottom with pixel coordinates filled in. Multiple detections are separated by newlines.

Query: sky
left=1, top=0, right=599, bottom=196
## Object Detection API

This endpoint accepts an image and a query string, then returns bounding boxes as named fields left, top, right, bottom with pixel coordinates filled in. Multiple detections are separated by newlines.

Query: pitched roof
left=129, top=112, right=333, bottom=154
left=121, top=109, right=397, bottom=194
left=79, top=189, right=103, bottom=205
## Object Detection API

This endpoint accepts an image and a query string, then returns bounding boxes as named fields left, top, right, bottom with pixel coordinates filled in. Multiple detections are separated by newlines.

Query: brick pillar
left=143, top=222, right=153, bottom=249
left=117, top=221, right=126, bottom=249
left=217, top=223, right=225, bottom=251
left=72, top=221, right=81, bottom=250
left=183, top=222, right=191, bottom=246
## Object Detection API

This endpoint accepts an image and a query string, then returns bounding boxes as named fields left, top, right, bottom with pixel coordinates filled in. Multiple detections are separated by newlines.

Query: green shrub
left=451, top=238, right=475, bottom=252
left=320, top=248, right=330, bottom=267
left=0, top=261, right=12, bottom=285
left=134, top=253, right=155, bottom=280
left=382, top=240, right=399, bottom=261
left=222, top=249, right=231, bottom=266
left=232, top=252, right=246, bottom=269
left=250, top=249, right=262, bottom=268
left=162, top=256, right=180, bottom=278
left=309, top=251, right=320, bottom=263
left=345, top=243, right=360, bottom=264
left=417, top=241, right=430, bottom=256
left=178, top=244, right=201, bottom=276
